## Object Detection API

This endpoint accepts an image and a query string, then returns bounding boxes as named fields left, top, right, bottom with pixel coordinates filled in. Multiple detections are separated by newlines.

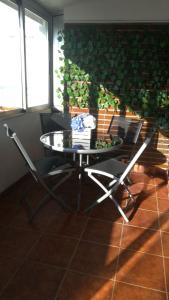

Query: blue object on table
left=71, top=113, right=96, bottom=132
left=71, top=114, right=84, bottom=131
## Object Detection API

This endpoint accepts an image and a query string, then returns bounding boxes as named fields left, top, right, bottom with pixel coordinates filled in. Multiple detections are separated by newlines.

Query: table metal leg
left=77, top=170, right=82, bottom=211
left=86, top=154, right=89, bottom=165
left=79, top=154, right=82, bottom=167
left=73, top=153, right=76, bottom=162
left=74, top=153, right=91, bottom=211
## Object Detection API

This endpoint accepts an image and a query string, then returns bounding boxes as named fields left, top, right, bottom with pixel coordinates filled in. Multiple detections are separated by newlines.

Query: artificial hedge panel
left=57, top=24, right=169, bottom=132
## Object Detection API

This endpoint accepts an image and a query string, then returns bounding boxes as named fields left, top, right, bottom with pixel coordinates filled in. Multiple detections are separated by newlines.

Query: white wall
left=0, top=112, right=44, bottom=194
left=64, top=0, right=169, bottom=23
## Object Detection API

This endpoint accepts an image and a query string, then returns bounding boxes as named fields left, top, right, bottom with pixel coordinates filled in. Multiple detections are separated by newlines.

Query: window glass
left=25, top=9, right=49, bottom=108
left=0, top=1, right=22, bottom=112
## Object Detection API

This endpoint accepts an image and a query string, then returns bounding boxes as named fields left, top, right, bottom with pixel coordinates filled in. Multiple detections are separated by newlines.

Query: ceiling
left=35, top=0, right=79, bottom=15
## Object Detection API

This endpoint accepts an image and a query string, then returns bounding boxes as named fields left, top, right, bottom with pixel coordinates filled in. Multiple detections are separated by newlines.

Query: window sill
left=0, top=106, right=51, bottom=123
left=0, top=109, right=25, bottom=122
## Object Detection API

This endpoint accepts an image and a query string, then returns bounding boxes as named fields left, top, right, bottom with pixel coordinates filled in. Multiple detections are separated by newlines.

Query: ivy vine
left=56, top=24, right=169, bottom=133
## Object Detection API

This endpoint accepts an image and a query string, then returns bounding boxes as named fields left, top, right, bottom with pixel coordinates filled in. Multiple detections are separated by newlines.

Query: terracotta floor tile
left=128, top=182, right=156, bottom=196
left=57, top=271, right=114, bottom=300
left=127, top=183, right=145, bottom=196
left=135, top=193, right=158, bottom=211
left=82, top=218, right=122, bottom=247
left=9, top=208, right=53, bottom=232
left=46, top=212, right=88, bottom=238
left=90, top=200, right=124, bottom=224
left=0, top=211, right=16, bottom=227
left=129, top=209, right=159, bottom=230
left=0, top=261, right=65, bottom=300
left=70, top=241, right=119, bottom=279
left=158, top=199, right=169, bottom=213
left=24, top=199, right=63, bottom=220
left=116, top=250, right=165, bottom=291
left=121, top=225, right=162, bottom=255
left=135, top=192, right=157, bottom=211
left=0, top=201, right=20, bottom=227
left=159, top=213, right=169, bottom=233
left=29, top=234, right=78, bottom=268
left=129, top=172, right=155, bottom=185
left=144, top=184, right=157, bottom=194
left=121, top=186, right=156, bottom=207
left=161, top=232, right=169, bottom=257
left=0, top=256, right=23, bottom=293
left=154, top=172, right=168, bottom=186
left=156, top=184, right=169, bottom=199
left=113, top=281, right=167, bottom=300
left=0, top=227, right=40, bottom=259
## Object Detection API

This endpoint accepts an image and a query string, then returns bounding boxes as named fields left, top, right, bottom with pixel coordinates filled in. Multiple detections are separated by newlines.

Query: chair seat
left=86, top=158, right=127, bottom=178
left=34, top=156, right=73, bottom=177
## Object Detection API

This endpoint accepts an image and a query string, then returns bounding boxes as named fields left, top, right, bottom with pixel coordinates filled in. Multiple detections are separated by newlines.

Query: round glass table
left=40, top=130, right=123, bottom=210
left=40, top=130, right=123, bottom=167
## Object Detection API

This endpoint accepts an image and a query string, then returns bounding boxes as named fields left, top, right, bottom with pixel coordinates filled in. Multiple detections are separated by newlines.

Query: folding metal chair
left=84, top=128, right=156, bottom=223
left=4, top=124, right=75, bottom=222
left=108, top=115, right=143, bottom=161
left=40, top=112, right=71, bottom=158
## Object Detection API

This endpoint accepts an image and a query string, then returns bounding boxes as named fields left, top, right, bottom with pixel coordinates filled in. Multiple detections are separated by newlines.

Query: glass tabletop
left=40, top=130, right=123, bottom=154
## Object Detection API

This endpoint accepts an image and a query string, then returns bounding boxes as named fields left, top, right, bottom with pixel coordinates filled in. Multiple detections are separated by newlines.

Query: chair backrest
left=119, top=127, right=156, bottom=184
left=3, top=124, right=37, bottom=173
left=108, top=115, right=143, bottom=145
left=40, top=112, right=71, bottom=134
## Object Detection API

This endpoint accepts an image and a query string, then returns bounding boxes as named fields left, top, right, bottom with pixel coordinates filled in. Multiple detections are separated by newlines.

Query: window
left=0, top=0, right=22, bottom=112
left=0, top=0, right=50, bottom=114
left=25, top=9, right=49, bottom=108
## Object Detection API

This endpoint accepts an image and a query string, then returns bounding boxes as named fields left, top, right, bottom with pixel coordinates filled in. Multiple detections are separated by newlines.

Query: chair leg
left=23, top=171, right=73, bottom=222
left=38, top=172, right=73, bottom=210
left=125, top=176, right=133, bottom=185
left=23, top=186, right=64, bottom=223
left=122, top=182, right=135, bottom=204
left=28, top=190, right=54, bottom=222
left=84, top=173, right=129, bottom=222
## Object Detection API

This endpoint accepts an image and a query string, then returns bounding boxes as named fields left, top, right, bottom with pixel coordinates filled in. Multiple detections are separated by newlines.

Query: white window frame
left=0, top=0, right=53, bottom=117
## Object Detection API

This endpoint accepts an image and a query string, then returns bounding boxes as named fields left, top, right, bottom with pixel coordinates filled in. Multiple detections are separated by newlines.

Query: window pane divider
left=18, top=0, right=28, bottom=110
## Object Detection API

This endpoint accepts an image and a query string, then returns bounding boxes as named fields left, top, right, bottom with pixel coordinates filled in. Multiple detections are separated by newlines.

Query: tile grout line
left=53, top=213, right=91, bottom=300
left=116, top=279, right=167, bottom=294
left=90, top=214, right=161, bottom=232
left=80, top=237, right=165, bottom=259
left=61, top=268, right=114, bottom=281
left=89, top=216, right=123, bottom=225
left=110, top=218, right=125, bottom=300
left=122, top=222, right=159, bottom=231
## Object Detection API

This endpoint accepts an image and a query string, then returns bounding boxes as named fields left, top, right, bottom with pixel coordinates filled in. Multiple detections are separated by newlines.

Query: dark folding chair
left=40, top=112, right=71, bottom=158
left=108, top=115, right=143, bottom=161
left=4, top=124, right=75, bottom=222
left=84, top=128, right=156, bottom=223
left=40, top=112, right=71, bottom=134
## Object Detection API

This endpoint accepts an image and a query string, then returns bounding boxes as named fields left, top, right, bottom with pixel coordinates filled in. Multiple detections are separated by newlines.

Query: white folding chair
left=84, top=128, right=156, bottom=222
left=4, top=124, right=75, bottom=222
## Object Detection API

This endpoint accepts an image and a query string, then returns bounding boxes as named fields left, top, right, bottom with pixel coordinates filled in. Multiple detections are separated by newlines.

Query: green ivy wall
left=60, top=24, right=169, bottom=133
